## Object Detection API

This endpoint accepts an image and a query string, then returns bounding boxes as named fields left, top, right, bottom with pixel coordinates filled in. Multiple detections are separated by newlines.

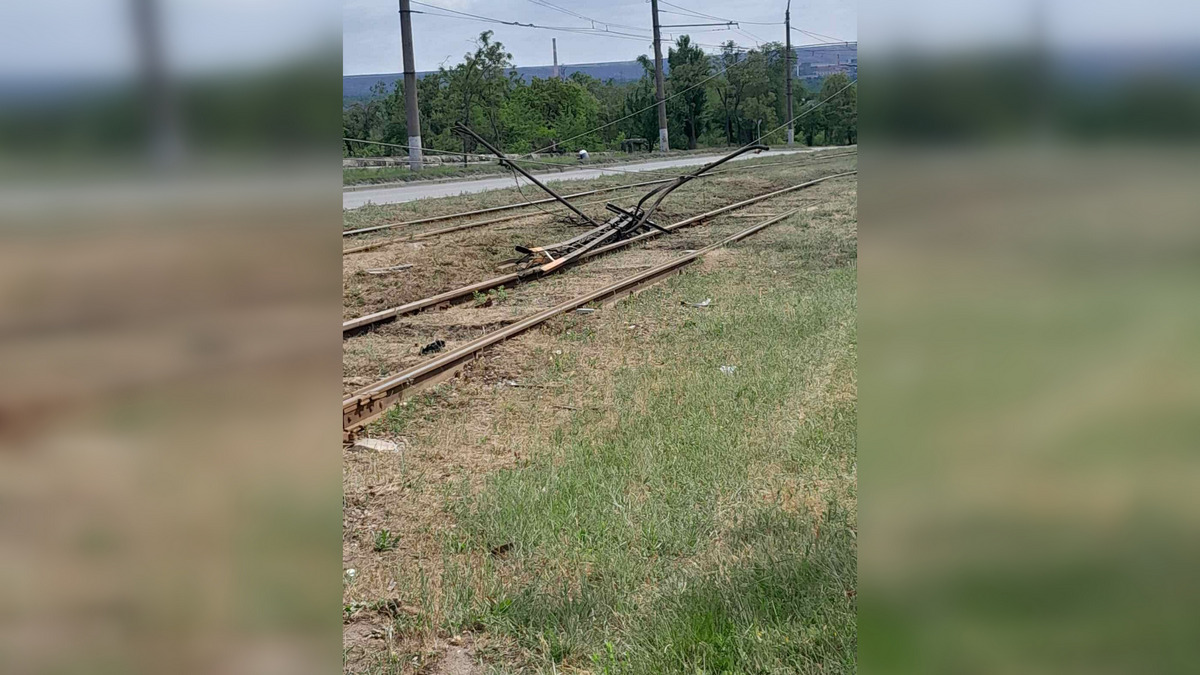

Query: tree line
left=343, top=31, right=856, bottom=158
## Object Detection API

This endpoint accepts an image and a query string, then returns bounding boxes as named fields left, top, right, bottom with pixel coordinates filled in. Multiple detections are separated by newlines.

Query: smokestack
left=552, top=38, right=560, bottom=79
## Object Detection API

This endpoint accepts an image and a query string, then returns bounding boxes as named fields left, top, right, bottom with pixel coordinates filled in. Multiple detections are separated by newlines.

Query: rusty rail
left=343, top=206, right=816, bottom=438
left=342, top=171, right=856, bottom=336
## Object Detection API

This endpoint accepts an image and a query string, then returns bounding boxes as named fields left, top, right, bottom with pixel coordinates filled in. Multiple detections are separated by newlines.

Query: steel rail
left=342, top=205, right=816, bottom=438
left=342, top=171, right=856, bottom=336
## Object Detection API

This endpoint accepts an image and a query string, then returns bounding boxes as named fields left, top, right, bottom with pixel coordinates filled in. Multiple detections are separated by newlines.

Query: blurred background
left=5, top=0, right=1200, bottom=672
left=0, top=1, right=341, bottom=673
left=859, top=0, right=1200, bottom=672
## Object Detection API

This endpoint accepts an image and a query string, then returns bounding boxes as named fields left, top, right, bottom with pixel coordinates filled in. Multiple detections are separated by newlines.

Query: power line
left=791, top=39, right=859, bottom=48
left=411, top=10, right=652, bottom=43
left=523, top=0, right=650, bottom=35
left=657, top=1, right=784, bottom=27
left=410, top=1, right=655, bottom=44
left=657, top=0, right=732, bottom=23
left=791, top=26, right=853, bottom=45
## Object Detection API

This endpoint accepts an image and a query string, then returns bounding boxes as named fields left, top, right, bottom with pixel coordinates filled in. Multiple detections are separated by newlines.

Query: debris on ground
left=575, top=307, right=596, bottom=314
left=421, top=339, right=446, bottom=355
left=360, top=264, right=414, bottom=275
left=352, top=438, right=400, bottom=452
left=682, top=298, right=712, bottom=308
left=719, top=365, right=738, bottom=375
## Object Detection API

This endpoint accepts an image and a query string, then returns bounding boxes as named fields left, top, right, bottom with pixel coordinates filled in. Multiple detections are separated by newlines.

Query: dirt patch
left=431, top=640, right=482, bottom=675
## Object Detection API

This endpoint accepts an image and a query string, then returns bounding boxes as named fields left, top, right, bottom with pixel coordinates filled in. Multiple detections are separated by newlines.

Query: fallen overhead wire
left=342, top=148, right=857, bottom=248
left=343, top=171, right=856, bottom=336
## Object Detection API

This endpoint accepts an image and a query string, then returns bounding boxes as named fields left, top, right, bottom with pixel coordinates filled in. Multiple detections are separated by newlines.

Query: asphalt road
left=343, top=147, right=835, bottom=210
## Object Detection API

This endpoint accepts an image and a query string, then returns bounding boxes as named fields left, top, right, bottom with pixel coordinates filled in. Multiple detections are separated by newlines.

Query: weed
left=473, top=285, right=510, bottom=307
left=373, top=529, right=400, bottom=552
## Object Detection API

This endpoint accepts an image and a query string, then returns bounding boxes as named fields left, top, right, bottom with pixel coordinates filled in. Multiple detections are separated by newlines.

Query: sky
left=342, top=0, right=859, bottom=76
left=5, top=1, right=1195, bottom=82
left=0, top=0, right=339, bottom=79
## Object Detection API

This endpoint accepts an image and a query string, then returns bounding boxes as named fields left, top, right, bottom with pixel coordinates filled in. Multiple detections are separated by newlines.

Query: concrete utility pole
left=785, top=0, right=794, bottom=145
left=399, top=0, right=423, bottom=171
left=552, top=38, right=560, bottom=80
left=131, top=0, right=182, bottom=166
left=649, top=0, right=669, bottom=152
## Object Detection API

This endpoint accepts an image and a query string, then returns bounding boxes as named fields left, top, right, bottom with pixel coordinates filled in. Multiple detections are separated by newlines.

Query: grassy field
left=343, top=166, right=857, bottom=673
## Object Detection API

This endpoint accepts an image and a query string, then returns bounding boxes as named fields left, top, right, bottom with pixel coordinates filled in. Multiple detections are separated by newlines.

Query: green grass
left=418, top=256, right=858, bottom=672
left=373, top=529, right=400, bottom=552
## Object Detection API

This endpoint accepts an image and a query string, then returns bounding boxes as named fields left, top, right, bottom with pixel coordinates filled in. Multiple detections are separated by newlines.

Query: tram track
left=342, top=171, right=856, bottom=337
left=342, top=205, right=825, bottom=439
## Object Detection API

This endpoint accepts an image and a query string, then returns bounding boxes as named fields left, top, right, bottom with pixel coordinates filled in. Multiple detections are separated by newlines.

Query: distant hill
left=344, top=44, right=858, bottom=103
left=343, top=60, right=648, bottom=101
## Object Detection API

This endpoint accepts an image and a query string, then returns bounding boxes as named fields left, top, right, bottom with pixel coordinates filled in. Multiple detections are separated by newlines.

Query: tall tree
left=711, top=42, right=746, bottom=144
left=819, top=73, right=857, bottom=144
left=620, top=55, right=661, bottom=147
left=343, top=81, right=388, bottom=156
left=501, top=77, right=601, bottom=153
left=667, top=35, right=710, bottom=149
left=568, top=72, right=629, bottom=147
left=711, top=43, right=775, bottom=144
left=442, top=32, right=514, bottom=161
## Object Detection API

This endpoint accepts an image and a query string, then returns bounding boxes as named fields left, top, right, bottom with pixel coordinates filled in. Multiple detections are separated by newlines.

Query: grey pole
left=399, top=0, right=423, bottom=171
left=131, top=0, right=182, bottom=166
left=650, top=0, right=669, bottom=152
left=785, top=0, right=794, bottom=145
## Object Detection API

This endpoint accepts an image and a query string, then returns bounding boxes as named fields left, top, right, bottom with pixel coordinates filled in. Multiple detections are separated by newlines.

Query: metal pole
left=131, top=0, right=182, bottom=166
left=399, top=0, right=423, bottom=171
left=453, top=124, right=602, bottom=228
left=552, top=38, right=560, bottom=79
left=785, top=0, right=794, bottom=145
left=650, top=0, right=669, bottom=152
